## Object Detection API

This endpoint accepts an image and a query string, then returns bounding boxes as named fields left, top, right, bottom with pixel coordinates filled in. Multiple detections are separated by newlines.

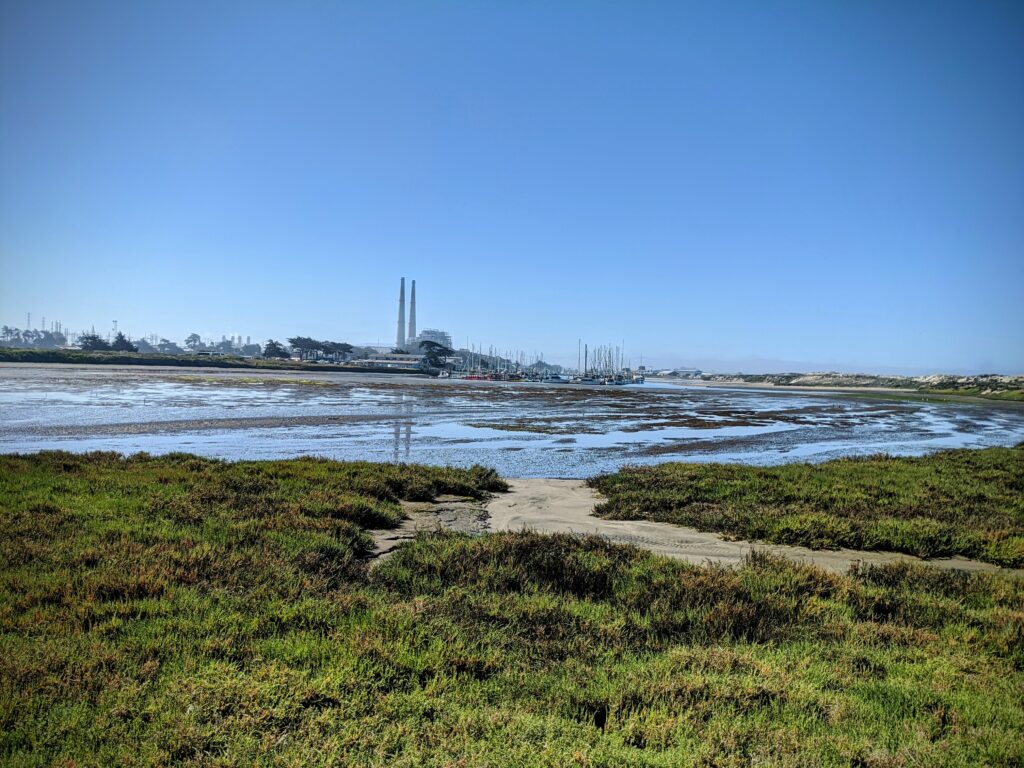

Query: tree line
left=78, top=333, right=186, bottom=354
left=1, top=327, right=68, bottom=349
left=78, top=332, right=138, bottom=352
left=2, top=324, right=454, bottom=367
left=286, top=337, right=354, bottom=361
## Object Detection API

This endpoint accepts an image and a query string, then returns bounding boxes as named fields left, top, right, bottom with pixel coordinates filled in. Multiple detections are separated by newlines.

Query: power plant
left=396, top=277, right=406, bottom=349
left=395, top=277, right=451, bottom=350
left=408, top=279, right=416, bottom=344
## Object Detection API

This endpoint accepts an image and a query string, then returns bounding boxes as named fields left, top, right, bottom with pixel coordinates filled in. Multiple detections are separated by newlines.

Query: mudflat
left=4, top=363, right=1024, bottom=476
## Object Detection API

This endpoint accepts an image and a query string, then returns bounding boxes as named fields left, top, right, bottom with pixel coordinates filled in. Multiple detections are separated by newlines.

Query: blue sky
left=1, top=1, right=1022, bottom=373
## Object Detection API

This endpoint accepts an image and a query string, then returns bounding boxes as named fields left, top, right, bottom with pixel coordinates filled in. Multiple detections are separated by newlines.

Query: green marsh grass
left=919, top=388, right=1024, bottom=402
left=2, top=451, right=1023, bottom=766
left=589, top=446, right=1024, bottom=567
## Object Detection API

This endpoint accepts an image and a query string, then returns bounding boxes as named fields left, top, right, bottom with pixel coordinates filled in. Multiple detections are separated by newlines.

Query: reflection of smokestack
left=396, top=277, right=406, bottom=348
left=408, top=280, right=417, bottom=346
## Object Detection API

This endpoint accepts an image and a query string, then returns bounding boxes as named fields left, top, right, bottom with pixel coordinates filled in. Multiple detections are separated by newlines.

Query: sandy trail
left=369, top=496, right=490, bottom=560
left=484, top=479, right=1021, bottom=576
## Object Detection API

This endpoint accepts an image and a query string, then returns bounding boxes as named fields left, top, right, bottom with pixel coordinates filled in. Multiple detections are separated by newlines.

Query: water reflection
left=391, top=395, right=413, bottom=461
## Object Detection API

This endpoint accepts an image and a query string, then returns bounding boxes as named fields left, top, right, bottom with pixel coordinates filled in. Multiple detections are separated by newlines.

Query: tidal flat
left=3, top=364, right=1024, bottom=477
left=4, top=368, right=1024, bottom=764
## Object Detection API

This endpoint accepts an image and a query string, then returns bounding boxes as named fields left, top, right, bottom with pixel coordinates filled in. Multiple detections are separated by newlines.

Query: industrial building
left=412, top=328, right=453, bottom=349
left=394, top=278, right=452, bottom=350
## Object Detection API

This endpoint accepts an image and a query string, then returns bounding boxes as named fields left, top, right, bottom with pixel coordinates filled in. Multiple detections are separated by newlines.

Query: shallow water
left=1, top=365, right=1023, bottom=477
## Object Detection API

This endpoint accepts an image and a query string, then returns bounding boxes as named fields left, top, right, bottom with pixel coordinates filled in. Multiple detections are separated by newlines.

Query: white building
left=409, top=328, right=452, bottom=349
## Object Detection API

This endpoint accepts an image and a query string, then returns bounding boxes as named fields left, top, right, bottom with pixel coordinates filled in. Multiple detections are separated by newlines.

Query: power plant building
left=394, top=277, right=451, bottom=350
left=411, top=328, right=452, bottom=349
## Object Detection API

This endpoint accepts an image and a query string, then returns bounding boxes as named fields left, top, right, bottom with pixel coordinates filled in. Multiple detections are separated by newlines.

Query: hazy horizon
left=3, top=308, right=1020, bottom=376
left=2, top=1, right=1022, bottom=374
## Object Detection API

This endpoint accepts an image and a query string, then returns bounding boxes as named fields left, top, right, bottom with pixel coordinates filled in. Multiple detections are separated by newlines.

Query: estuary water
left=1, top=364, right=1023, bottom=478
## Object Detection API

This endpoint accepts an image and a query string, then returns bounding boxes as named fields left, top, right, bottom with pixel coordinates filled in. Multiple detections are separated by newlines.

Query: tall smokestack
left=408, top=280, right=417, bottom=346
left=396, top=277, right=406, bottom=348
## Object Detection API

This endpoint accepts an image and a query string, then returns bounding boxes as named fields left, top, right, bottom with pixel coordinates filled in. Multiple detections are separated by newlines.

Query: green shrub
left=590, top=446, right=1024, bottom=565
left=3, top=453, right=1024, bottom=766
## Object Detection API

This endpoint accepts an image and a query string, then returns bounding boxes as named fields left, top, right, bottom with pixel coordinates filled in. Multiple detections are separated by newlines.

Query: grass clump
left=2, top=452, right=1024, bottom=766
left=589, top=445, right=1024, bottom=566
left=918, top=387, right=1024, bottom=402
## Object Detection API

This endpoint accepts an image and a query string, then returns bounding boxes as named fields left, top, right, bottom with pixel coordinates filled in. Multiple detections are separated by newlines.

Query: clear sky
left=1, top=1, right=1022, bottom=373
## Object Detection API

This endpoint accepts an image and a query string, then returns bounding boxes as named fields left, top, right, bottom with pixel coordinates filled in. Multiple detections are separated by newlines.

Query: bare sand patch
left=370, top=496, right=489, bottom=560
left=484, top=478, right=1023, bottom=576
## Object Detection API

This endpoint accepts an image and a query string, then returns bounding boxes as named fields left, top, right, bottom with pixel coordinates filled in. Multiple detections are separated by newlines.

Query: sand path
left=483, top=478, right=1021, bottom=576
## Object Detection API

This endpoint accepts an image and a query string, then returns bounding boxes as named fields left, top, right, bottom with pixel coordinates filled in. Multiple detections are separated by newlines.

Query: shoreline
left=4, top=363, right=1024, bottom=472
left=650, top=376, right=1024, bottom=408
left=3, top=361, right=1022, bottom=408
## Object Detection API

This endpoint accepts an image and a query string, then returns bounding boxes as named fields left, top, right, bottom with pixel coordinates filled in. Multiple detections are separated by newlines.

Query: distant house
left=349, top=352, right=427, bottom=370
left=655, top=368, right=703, bottom=377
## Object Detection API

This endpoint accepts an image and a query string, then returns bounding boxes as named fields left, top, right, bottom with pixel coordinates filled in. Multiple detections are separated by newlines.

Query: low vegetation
left=920, top=387, right=1024, bottom=402
left=2, top=451, right=1023, bottom=765
left=589, top=446, right=1024, bottom=567
left=691, top=372, right=1024, bottom=402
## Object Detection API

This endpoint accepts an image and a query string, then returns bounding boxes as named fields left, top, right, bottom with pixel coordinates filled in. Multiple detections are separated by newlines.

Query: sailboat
left=574, top=344, right=602, bottom=384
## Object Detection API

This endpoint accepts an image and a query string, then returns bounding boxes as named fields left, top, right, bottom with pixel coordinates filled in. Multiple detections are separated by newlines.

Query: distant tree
left=111, top=332, right=138, bottom=352
left=391, top=347, right=408, bottom=354
left=78, top=333, right=112, bottom=351
left=184, top=333, right=203, bottom=352
left=421, top=340, right=450, bottom=352
left=288, top=336, right=309, bottom=359
left=263, top=339, right=290, bottom=359
left=213, top=340, right=236, bottom=354
left=417, top=340, right=455, bottom=370
left=134, top=338, right=157, bottom=353
left=156, top=339, right=184, bottom=354
left=36, top=330, right=67, bottom=348
left=322, top=341, right=354, bottom=361
left=240, top=343, right=262, bottom=357
left=527, top=359, right=562, bottom=374
left=288, top=336, right=324, bottom=360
